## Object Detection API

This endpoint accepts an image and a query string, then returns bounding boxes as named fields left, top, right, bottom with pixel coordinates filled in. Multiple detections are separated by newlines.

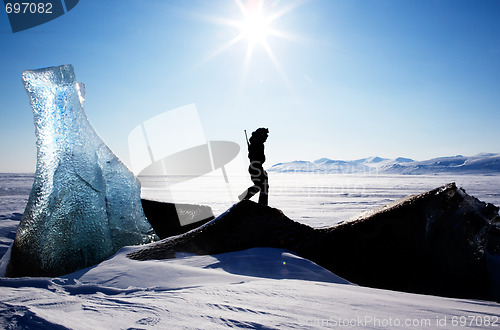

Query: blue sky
left=1, top=0, right=499, bottom=172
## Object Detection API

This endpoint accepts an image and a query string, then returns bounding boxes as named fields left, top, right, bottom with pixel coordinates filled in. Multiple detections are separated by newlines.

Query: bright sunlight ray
left=233, top=0, right=294, bottom=88
left=191, top=0, right=304, bottom=90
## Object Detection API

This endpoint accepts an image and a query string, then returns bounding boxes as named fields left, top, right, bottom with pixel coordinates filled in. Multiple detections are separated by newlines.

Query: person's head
left=251, top=127, right=269, bottom=143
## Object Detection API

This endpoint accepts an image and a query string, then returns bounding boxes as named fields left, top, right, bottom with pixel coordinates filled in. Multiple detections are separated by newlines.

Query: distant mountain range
left=268, top=153, right=500, bottom=174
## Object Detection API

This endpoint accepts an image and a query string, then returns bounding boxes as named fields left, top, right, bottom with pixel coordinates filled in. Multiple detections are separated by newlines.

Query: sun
left=231, top=0, right=293, bottom=83
left=198, top=0, right=302, bottom=87
left=237, top=6, right=271, bottom=46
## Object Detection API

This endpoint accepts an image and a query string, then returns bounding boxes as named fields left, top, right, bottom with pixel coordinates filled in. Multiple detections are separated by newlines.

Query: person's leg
left=257, top=170, right=269, bottom=206
left=258, top=191, right=268, bottom=205
left=238, top=164, right=263, bottom=200
left=238, top=185, right=260, bottom=200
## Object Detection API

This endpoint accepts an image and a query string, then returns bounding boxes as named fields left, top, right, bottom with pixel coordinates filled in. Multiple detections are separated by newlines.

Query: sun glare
left=199, top=0, right=302, bottom=89
left=238, top=9, right=271, bottom=46
left=231, top=0, right=287, bottom=81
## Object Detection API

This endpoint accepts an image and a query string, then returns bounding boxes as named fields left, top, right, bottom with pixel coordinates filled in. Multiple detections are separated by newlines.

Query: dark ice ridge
left=129, top=183, right=500, bottom=302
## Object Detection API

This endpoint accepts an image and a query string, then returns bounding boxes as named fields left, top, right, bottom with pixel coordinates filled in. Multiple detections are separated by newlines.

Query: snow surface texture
left=1, top=246, right=500, bottom=329
left=270, top=153, right=500, bottom=175
left=1, top=174, right=500, bottom=328
left=7, top=65, right=156, bottom=277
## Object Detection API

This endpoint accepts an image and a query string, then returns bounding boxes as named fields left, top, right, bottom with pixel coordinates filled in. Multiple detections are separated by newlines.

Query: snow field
left=1, top=173, right=499, bottom=329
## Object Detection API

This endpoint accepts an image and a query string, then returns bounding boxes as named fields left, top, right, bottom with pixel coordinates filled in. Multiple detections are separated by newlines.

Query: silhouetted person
left=239, top=128, right=269, bottom=205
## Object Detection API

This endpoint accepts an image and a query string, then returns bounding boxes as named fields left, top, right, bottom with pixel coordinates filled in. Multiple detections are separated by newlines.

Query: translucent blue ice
left=7, top=65, right=157, bottom=277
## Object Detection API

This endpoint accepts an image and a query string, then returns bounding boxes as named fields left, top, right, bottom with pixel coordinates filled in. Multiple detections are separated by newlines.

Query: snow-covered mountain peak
left=270, top=153, right=500, bottom=174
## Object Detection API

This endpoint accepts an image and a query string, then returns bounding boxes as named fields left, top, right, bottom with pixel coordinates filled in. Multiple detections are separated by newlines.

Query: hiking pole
left=244, top=130, right=249, bottom=147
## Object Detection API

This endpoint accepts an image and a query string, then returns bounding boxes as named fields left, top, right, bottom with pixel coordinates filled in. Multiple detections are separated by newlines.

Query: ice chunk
left=6, top=65, right=157, bottom=277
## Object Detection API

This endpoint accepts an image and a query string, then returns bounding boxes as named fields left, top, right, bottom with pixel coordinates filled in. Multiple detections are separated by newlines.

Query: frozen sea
left=139, top=172, right=500, bottom=227
left=1, top=172, right=499, bottom=329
